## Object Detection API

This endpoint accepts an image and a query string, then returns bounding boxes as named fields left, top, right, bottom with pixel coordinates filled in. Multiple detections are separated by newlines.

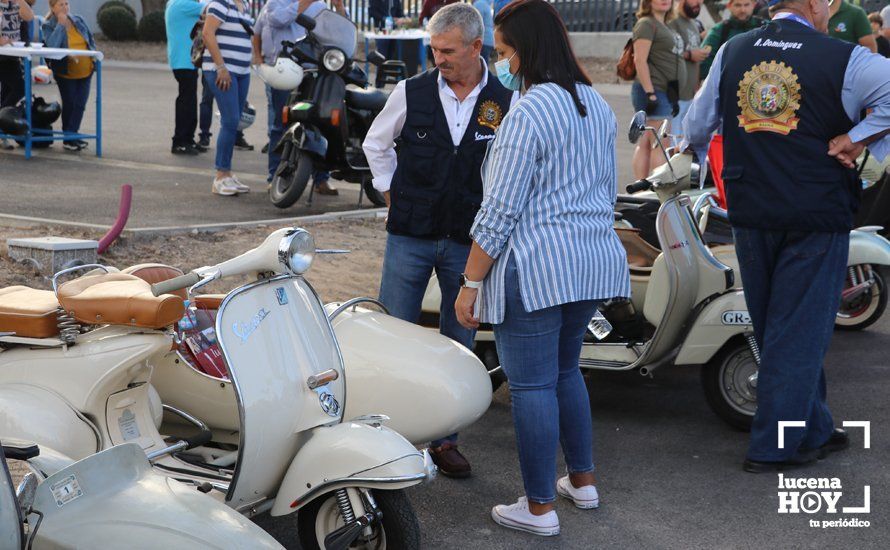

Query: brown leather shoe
left=429, top=442, right=471, bottom=478
left=314, top=179, right=339, bottom=196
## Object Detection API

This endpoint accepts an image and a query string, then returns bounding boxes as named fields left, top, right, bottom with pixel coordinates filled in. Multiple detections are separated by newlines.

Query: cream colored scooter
left=419, top=112, right=762, bottom=431
left=1, top=440, right=284, bottom=549
left=0, top=228, right=437, bottom=549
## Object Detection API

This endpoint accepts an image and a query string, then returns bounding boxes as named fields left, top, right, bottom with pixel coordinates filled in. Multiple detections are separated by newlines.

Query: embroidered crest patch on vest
left=477, top=100, right=503, bottom=131
left=736, top=61, right=801, bottom=135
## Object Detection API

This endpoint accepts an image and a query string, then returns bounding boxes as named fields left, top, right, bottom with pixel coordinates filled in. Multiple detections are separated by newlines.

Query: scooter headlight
left=278, top=229, right=316, bottom=275
left=322, top=48, right=346, bottom=72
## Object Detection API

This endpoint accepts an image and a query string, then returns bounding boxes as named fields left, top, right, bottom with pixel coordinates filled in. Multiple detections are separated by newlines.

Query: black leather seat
left=1, top=440, right=39, bottom=461
left=346, top=87, right=389, bottom=112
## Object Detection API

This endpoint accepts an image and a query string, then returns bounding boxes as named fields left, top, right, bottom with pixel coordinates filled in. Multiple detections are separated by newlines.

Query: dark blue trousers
left=56, top=75, right=92, bottom=143
left=733, top=227, right=848, bottom=462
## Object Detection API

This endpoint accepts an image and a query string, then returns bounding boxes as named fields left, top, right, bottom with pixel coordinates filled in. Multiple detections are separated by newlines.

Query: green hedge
left=138, top=11, right=166, bottom=42
left=97, top=0, right=136, bottom=19
left=97, top=6, right=138, bottom=41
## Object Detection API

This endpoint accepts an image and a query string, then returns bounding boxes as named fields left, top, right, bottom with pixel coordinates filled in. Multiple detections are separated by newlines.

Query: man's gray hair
left=428, top=3, right=484, bottom=44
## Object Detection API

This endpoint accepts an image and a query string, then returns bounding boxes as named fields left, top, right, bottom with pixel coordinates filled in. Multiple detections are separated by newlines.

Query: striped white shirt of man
left=203, top=0, right=253, bottom=75
left=471, top=82, right=631, bottom=325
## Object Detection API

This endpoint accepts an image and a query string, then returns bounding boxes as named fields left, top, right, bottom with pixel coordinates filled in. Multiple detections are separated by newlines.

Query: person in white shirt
left=362, top=2, right=514, bottom=479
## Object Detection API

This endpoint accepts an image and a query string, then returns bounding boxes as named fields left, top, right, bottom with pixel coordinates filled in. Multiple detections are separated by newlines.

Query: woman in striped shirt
left=455, top=0, right=630, bottom=537
left=202, top=0, right=253, bottom=195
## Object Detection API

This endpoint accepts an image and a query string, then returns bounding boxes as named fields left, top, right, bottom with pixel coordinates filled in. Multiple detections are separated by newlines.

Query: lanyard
left=772, top=12, right=814, bottom=29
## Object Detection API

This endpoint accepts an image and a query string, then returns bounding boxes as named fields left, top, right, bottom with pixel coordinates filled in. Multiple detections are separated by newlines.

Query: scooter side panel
left=849, top=230, right=890, bottom=266
left=0, top=384, right=98, bottom=461
left=675, top=290, right=752, bottom=365
left=31, top=443, right=283, bottom=549
left=270, top=422, right=426, bottom=516
left=329, top=307, right=492, bottom=445
left=217, top=276, right=346, bottom=509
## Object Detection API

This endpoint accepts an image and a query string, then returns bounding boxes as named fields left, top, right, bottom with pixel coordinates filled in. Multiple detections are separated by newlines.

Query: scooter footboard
left=675, top=290, right=752, bottom=365
left=270, top=422, right=431, bottom=515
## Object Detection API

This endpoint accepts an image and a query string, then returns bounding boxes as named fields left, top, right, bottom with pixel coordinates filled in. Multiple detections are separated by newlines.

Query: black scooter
left=270, top=10, right=404, bottom=208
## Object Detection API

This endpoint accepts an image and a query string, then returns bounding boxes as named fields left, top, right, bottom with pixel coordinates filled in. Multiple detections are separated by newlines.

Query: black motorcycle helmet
left=0, top=106, right=29, bottom=136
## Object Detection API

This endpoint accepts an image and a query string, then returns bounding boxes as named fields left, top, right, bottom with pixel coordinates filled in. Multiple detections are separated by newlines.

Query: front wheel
left=836, top=266, right=886, bottom=331
left=270, top=145, right=313, bottom=209
left=701, top=339, right=757, bottom=431
left=363, top=179, right=387, bottom=207
left=297, top=489, right=420, bottom=550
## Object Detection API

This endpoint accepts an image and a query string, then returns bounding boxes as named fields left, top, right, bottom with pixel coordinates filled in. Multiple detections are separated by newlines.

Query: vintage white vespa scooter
left=0, top=228, right=438, bottom=549
left=418, top=112, right=763, bottom=431
left=1, top=440, right=284, bottom=549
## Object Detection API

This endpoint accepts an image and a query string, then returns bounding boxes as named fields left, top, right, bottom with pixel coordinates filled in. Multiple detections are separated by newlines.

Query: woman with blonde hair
left=43, top=0, right=96, bottom=151
left=630, top=0, right=685, bottom=179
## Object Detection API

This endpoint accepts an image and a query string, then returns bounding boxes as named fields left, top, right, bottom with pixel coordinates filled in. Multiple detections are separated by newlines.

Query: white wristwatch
left=459, top=273, right=483, bottom=289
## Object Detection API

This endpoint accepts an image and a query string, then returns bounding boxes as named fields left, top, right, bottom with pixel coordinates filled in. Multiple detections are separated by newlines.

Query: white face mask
left=494, top=52, right=520, bottom=91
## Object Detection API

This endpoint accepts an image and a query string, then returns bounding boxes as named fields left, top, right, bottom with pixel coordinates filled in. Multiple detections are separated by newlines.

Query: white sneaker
left=491, top=497, right=560, bottom=537
left=212, top=176, right=240, bottom=196
left=557, top=476, right=599, bottom=509
left=230, top=174, right=250, bottom=193
left=0, top=138, right=14, bottom=150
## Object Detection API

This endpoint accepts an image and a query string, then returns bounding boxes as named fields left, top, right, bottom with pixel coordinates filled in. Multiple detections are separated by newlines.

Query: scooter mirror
left=368, top=50, right=387, bottom=67
left=628, top=111, right=647, bottom=144
left=657, top=119, right=670, bottom=140
left=15, top=473, right=37, bottom=514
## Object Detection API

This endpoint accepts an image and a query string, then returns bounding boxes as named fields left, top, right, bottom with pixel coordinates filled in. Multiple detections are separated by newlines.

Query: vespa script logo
left=232, top=308, right=270, bottom=344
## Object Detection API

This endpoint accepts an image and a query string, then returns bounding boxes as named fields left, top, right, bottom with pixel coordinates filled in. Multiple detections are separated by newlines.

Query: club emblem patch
left=736, top=61, right=801, bottom=135
left=477, top=100, right=503, bottom=131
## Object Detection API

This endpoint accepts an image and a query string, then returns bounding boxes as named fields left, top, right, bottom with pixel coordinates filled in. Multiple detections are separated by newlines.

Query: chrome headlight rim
left=278, top=228, right=316, bottom=275
left=322, top=48, right=346, bottom=72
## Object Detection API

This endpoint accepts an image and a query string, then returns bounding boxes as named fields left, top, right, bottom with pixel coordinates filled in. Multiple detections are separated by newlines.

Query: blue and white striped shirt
left=203, top=0, right=253, bottom=75
left=471, top=83, right=631, bottom=324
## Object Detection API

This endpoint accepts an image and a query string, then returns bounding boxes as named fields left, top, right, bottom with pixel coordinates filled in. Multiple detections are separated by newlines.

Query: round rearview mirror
left=628, top=111, right=647, bottom=144
left=658, top=119, right=670, bottom=140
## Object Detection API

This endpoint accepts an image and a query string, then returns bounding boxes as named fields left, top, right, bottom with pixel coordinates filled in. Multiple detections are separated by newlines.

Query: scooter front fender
left=279, top=122, right=328, bottom=158
left=675, top=290, right=752, bottom=366
left=849, top=229, right=890, bottom=267
left=271, top=422, right=431, bottom=515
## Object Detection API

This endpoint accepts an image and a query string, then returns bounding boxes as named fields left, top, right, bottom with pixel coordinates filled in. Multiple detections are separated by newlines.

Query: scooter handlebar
left=625, top=179, right=652, bottom=194
left=151, top=272, right=202, bottom=297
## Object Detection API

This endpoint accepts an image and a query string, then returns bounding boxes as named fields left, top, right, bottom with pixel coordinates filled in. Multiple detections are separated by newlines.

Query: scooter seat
left=616, top=227, right=660, bottom=272
left=346, top=86, right=389, bottom=111
left=0, top=286, right=61, bottom=338
left=57, top=273, right=185, bottom=330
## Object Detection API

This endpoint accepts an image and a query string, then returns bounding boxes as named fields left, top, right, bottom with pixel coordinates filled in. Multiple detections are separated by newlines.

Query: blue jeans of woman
left=203, top=70, right=249, bottom=171
left=56, top=75, right=92, bottom=143
left=493, top=255, right=598, bottom=503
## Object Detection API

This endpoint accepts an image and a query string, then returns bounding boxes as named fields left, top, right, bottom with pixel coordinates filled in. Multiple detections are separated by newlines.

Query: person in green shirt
left=699, top=0, right=764, bottom=79
left=828, top=0, right=876, bottom=52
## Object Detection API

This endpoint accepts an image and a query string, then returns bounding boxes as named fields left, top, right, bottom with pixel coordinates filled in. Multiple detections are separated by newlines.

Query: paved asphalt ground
left=4, top=66, right=890, bottom=548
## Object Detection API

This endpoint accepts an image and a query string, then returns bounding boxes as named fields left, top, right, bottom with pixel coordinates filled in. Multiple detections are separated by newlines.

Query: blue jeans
left=733, top=228, right=848, bottom=462
left=264, top=84, right=328, bottom=184
left=493, top=255, right=598, bottom=503
left=203, top=70, right=249, bottom=170
left=56, top=75, right=92, bottom=142
left=378, top=233, right=475, bottom=447
left=631, top=81, right=672, bottom=120
left=199, top=71, right=214, bottom=141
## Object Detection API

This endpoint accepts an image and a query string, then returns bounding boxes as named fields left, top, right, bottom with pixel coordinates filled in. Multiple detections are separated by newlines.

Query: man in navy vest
left=682, top=0, right=890, bottom=473
left=363, top=2, right=514, bottom=478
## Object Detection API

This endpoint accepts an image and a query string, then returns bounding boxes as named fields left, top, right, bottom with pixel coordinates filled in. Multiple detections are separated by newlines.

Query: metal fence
left=248, top=0, right=639, bottom=32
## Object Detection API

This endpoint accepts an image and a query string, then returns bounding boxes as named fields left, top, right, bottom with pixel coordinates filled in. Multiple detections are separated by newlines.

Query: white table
left=0, top=46, right=104, bottom=158
left=363, top=30, right=431, bottom=83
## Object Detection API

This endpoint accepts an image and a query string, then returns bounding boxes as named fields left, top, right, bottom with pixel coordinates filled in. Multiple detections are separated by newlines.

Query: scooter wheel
left=298, top=489, right=420, bottom=550
left=475, top=343, right=506, bottom=392
left=836, top=266, right=886, bottom=331
left=362, top=179, right=387, bottom=207
left=270, top=147, right=313, bottom=209
left=701, top=339, right=756, bottom=432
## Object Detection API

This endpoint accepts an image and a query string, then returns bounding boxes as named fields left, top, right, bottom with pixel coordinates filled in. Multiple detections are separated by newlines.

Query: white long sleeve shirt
left=362, top=59, right=518, bottom=192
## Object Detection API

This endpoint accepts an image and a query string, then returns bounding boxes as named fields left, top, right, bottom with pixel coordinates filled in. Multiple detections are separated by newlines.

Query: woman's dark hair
left=495, top=0, right=591, bottom=116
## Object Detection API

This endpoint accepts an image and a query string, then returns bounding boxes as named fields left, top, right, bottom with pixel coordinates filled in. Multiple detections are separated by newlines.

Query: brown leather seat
left=122, top=263, right=188, bottom=300
left=0, top=286, right=61, bottom=338
left=615, top=227, right=660, bottom=271
left=57, top=273, right=185, bottom=330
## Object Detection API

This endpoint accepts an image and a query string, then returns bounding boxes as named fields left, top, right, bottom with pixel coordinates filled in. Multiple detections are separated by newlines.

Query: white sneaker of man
left=212, top=176, right=241, bottom=196
left=556, top=475, right=600, bottom=509
left=490, top=497, right=560, bottom=537
left=229, top=174, right=250, bottom=193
